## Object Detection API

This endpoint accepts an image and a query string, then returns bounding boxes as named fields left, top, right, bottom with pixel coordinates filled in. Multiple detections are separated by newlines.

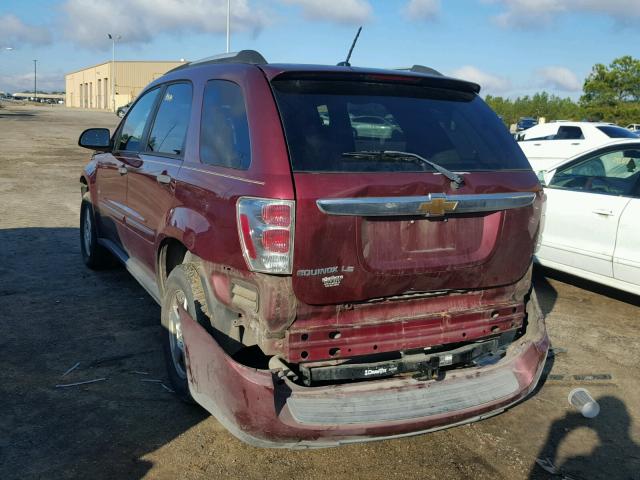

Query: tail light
left=237, top=197, right=295, bottom=274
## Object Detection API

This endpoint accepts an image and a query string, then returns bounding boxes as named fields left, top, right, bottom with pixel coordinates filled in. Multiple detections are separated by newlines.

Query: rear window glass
left=597, top=126, right=639, bottom=138
left=271, top=79, right=530, bottom=172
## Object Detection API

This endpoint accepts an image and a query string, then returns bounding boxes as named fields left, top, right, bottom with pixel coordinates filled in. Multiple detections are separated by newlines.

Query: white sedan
left=518, top=121, right=638, bottom=173
left=536, top=140, right=640, bottom=295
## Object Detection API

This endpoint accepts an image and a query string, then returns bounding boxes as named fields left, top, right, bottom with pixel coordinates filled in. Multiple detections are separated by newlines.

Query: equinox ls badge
left=417, top=197, right=459, bottom=216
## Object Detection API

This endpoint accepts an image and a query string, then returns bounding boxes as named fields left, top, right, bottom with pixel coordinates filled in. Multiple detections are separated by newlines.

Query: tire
left=80, top=200, right=111, bottom=269
left=161, top=263, right=209, bottom=403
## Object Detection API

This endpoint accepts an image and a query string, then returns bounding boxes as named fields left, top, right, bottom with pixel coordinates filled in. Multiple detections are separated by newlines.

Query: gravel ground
left=0, top=103, right=638, bottom=480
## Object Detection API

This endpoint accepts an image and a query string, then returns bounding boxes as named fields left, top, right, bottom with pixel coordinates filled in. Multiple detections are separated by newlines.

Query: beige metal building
left=65, top=60, right=187, bottom=111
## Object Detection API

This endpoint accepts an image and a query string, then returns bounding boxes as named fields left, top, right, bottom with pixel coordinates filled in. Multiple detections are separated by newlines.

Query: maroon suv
left=78, top=50, right=548, bottom=448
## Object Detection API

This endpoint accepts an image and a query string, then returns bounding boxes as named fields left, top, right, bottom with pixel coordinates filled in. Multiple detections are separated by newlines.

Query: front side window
left=271, top=79, right=530, bottom=172
left=199, top=80, right=251, bottom=169
left=147, top=83, right=193, bottom=156
left=115, top=88, right=160, bottom=152
left=549, top=147, right=640, bottom=196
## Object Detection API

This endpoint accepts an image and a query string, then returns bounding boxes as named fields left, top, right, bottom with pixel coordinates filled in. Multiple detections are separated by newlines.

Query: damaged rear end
left=181, top=289, right=548, bottom=448
left=183, top=68, right=548, bottom=447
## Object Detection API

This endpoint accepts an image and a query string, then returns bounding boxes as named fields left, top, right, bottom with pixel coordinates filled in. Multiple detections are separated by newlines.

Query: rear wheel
left=161, top=263, right=209, bottom=403
left=80, top=200, right=111, bottom=269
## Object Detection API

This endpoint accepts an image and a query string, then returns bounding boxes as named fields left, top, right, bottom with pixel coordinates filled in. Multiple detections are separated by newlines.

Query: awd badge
left=322, top=275, right=343, bottom=288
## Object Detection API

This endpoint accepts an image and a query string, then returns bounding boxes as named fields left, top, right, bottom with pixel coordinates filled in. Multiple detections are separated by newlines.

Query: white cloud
left=537, top=66, right=582, bottom=91
left=484, top=0, right=640, bottom=28
left=482, top=0, right=564, bottom=28
left=403, top=0, right=440, bottom=21
left=60, top=0, right=271, bottom=48
left=450, top=65, right=511, bottom=94
left=0, top=71, right=65, bottom=93
left=280, top=0, right=372, bottom=24
left=0, top=14, right=51, bottom=47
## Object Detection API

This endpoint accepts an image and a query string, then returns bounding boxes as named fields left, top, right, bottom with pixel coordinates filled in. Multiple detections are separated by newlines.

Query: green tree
left=580, top=56, right=640, bottom=125
left=485, top=93, right=582, bottom=126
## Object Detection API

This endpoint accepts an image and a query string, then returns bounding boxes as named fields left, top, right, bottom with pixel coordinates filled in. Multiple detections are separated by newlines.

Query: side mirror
left=79, top=128, right=111, bottom=151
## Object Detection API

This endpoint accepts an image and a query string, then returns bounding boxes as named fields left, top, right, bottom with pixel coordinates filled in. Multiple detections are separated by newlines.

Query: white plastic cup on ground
left=568, top=388, right=600, bottom=418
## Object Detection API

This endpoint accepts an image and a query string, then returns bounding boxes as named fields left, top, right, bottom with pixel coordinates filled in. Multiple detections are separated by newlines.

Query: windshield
left=271, top=79, right=531, bottom=173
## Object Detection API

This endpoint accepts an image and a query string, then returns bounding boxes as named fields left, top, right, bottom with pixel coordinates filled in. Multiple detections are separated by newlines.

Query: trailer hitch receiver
left=413, top=357, right=442, bottom=381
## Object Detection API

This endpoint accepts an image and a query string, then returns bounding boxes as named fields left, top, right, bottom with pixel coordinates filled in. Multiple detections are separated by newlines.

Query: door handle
left=117, top=166, right=128, bottom=175
left=157, top=173, right=172, bottom=185
left=592, top=209, right=614, bottom=216
left=571, top=142, right=581, bottom=145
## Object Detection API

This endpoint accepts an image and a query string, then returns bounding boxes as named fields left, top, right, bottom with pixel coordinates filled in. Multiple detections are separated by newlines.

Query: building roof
left=65, top=60, right=187, bottom=76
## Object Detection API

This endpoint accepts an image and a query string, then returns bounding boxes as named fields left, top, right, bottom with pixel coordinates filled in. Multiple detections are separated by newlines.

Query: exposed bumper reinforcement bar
left=298, top=335, right=509, bottom=385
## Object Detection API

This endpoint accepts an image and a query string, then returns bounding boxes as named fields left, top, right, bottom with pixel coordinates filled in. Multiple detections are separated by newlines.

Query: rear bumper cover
left=181, top=292, right=548, bottom=448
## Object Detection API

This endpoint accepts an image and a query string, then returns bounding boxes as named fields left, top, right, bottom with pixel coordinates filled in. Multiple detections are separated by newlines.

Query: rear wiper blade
left=341, top=150, right=464, bottom=187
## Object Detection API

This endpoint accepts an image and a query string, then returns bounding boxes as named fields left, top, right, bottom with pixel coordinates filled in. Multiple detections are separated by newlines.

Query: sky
left=0, top=0, right=638, bottom=97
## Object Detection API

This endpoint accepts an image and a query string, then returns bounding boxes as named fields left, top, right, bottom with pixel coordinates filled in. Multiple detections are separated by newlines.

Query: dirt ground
left=0, top=103, right=638, bottom=480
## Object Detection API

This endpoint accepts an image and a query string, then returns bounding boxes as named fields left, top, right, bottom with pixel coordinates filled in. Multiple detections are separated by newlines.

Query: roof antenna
left=337, top=26, right=362, bottom=67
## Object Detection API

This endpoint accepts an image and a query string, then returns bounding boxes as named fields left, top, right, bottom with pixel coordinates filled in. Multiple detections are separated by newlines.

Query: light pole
left=107, top=33, right=121, bottom=112
left=33, top=59, right=37, bottom=101
left=226, top=0, right=230, bottom=53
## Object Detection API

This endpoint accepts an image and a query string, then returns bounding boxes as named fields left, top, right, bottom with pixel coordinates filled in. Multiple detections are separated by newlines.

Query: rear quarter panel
left=167, top=64, right=294, bottom=268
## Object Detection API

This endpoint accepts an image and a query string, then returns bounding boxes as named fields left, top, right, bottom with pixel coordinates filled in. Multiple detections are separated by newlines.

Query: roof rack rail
left=396, top=65, right=443, bottom=76
left=167, top=50, right=267, bottom=73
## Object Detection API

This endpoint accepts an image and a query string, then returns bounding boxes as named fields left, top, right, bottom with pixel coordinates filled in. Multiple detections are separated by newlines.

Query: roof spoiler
left=167, top=50, right=268, bottom=73
left=271, top=70, right=481, bottom=94
left=396, top=65, right=443, bottom=76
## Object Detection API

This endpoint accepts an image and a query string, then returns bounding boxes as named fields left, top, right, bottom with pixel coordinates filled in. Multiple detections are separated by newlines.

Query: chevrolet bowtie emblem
left=417, top=197, right=459, bottom=216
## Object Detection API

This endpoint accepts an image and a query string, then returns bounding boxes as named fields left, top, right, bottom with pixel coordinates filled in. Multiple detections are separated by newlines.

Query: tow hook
left=412, top=357, right=442, bottom=381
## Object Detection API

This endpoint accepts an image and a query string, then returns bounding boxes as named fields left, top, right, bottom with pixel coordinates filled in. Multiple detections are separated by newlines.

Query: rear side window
left=271, top=79, right=530, bottom=172
left=115, top=87, right=160, bottom=152
left=147, top=83, right=192, bottom=156
left=199, top=80, right=251, bottom=169
left=597, top=126, right=639, bottom=138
